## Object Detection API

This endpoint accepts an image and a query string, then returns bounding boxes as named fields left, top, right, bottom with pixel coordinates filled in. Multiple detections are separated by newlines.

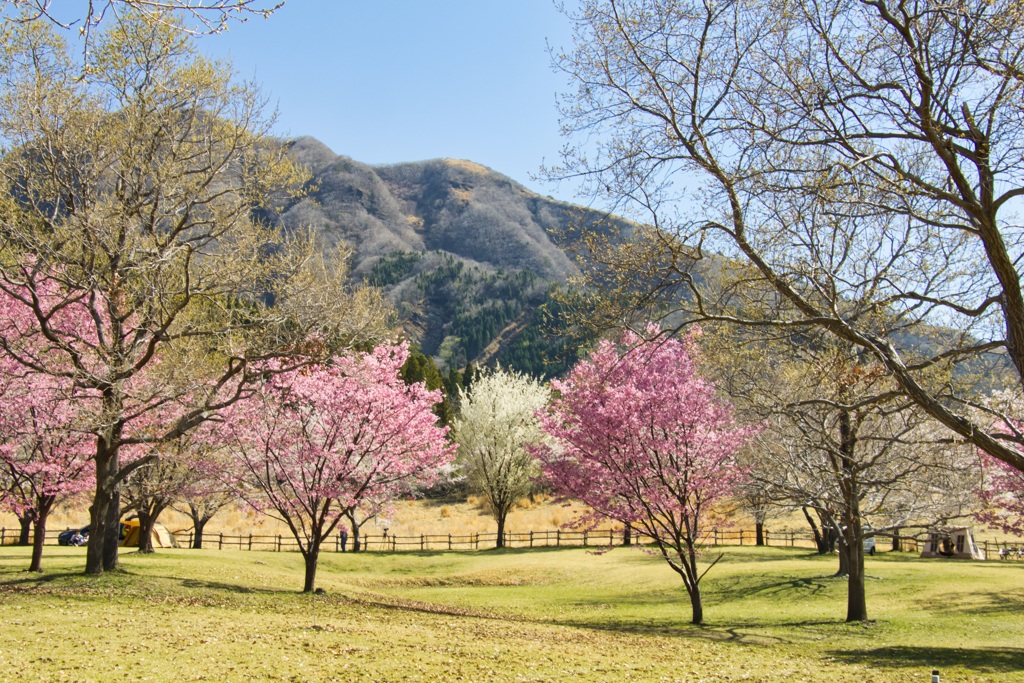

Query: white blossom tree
left=455, top=368, right=550, bottom=548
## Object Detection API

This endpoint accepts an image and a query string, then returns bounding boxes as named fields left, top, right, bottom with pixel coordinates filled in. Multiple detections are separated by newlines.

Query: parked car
left=58, top=525, right=90, bottom=546
left=863, top=530, right=876, bottom=556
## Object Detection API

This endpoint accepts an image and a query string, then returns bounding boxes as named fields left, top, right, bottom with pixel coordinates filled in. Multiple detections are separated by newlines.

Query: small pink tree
left=537, top=327, right=755, bottom=625
left=225, top=343, right=456, bottom=592
left=0, top=361, right=93, bottom=572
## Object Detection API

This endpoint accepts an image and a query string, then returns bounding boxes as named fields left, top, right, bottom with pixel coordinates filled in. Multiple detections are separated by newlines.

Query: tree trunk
left=687, top=584, right=704, bottom=625
left=137, top=509, right=155, bottom=554
left=623, top=523, right=632, bottom=547
left=835, top=543, right=849, bottom=577
left=302, top=545, right=320, bottom=593
left=891, top=527, right=901, bottom=552
left=17, top=512, right=32, bottom=546
left=28, top=499, right=54, bottom=573
left=845, top=532, right=868, bottom=621
left=683, top=545, right=704, bottom=625
left=192, top=516, right=208, bottom=550
left=803, top=506, right=827, bottom=553
left=86, top=440, right=119, bottom=575
left=838, top=408, right=868, bottom=622
left=755, top=521, right=764, bottom=546
left=345, top=510, right=361, bottom=552
left=103, top=487, right=121, bottom=571
left=495, top=510, right=507, bottom=549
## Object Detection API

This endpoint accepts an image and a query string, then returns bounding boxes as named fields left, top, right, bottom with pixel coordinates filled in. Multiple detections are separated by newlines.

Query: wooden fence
left=0, top=525, right=929, bottom=554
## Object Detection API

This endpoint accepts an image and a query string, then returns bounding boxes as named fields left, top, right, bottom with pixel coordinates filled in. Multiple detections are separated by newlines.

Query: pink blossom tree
left=537, top=327, right=755, bottom=625
left=974, top=394, right=1024, bottom=535
left=0, top=359, right=93, bottom=572
left=225, top=344, right=456, bottom=592
left=976, top=455, right=1024, bottom=536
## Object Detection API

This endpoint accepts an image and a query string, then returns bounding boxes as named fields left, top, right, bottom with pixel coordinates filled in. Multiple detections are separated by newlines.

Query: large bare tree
left=716, top=329, right=978, bottom=621
left=550, top=0, right=1024, bottom=473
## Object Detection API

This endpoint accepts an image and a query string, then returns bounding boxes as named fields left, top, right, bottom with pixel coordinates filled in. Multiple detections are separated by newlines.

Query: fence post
left=530, top=531, right=534, bottom=548
left=421, top=534, right=425, bottom=551
left=714, top=529, right=718, bottom=546
left=1, top=528, right=5, bottom=545
left=583, top=531, right=588, bottom=547
left=276, top=535, right=281, bottom=552
left=248, top=534, right=253, bottom=551
left=739, top=530, right=744, bottom=546
left=448, top=534, right=452, bottom=551
left=765, top=529, right=769, bottom=546
left=218, top=533, right=223, bottom=550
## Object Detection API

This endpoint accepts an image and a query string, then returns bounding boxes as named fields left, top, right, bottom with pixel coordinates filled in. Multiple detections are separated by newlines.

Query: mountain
left=275, top=137, right=624, bottom=377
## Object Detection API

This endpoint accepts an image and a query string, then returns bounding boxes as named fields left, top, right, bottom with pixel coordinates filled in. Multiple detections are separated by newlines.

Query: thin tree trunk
left=891, top=527, right=901, bottom=552
left=344, top=510, right=361, bottom=552
left=688, top=585, right=704, bottom=625
left=684, top=546, right=704, bottom=625
left=835, top=543, right=849, bottom=577
left=28, top=499, right=54, bottom=573
left=192, top=516, right=208, bottom=550
left=103, top=487, right=120, bottom=570
left=495, top=510, right=507, bottom=549
left=803, top=506, right=827, bottom=553
left=838, top=408, right=867, bottom=622
left=303, top=545, right=320, bottom=593
left=623, top=523, right=632, bottom=547
left=17, top=513, right=32, bottom=546
left=755, top=521, right=765, bottom=546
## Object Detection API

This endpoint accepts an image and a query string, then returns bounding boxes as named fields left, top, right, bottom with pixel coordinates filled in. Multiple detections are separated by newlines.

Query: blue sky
left=200, top=1, right=581, bottom=202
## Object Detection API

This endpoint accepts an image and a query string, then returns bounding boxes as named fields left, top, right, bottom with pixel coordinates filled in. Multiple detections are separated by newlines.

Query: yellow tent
left=118, top=520, right=178, bottom=548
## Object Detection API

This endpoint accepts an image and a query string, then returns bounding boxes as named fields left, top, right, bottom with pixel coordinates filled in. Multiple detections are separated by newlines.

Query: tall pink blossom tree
left=537, top=327, right=755, bottom=625
left=225, top=343, right=456, bottom=592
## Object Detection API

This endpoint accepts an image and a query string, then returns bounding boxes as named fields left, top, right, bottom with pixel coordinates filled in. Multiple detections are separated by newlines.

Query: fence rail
left=0, top=525, right=963, bottom=556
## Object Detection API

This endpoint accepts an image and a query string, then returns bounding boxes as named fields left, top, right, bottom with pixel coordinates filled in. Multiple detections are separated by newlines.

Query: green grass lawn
left=1, top=544, right=1021, bottom=681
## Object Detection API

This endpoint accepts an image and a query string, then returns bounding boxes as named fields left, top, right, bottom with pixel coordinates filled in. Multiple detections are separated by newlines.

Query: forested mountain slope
left=275, top=136, right=625, bottom=377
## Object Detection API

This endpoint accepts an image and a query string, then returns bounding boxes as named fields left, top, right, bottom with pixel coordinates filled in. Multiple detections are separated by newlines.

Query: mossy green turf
left=1, top=545, right=1021, bottom=682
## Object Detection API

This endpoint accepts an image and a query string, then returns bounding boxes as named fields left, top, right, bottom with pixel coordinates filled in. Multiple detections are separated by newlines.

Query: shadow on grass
left=707, top=573, right=843, bottom=605
left=0, top=569, right=90, bottom=588
left=829, top=645, right=1024, bottom=673
left=918, top=589, right=1024, bottom=617
left=179, top=578, right=259, bottom=594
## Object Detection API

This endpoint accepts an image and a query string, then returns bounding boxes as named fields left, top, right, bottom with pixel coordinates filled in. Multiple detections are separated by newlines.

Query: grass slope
left=1, top=545, right=1022, bottom=682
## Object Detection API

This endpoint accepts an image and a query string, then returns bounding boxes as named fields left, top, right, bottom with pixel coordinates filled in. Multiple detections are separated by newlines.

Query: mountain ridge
left=274, top=136, right=621, bottom=377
